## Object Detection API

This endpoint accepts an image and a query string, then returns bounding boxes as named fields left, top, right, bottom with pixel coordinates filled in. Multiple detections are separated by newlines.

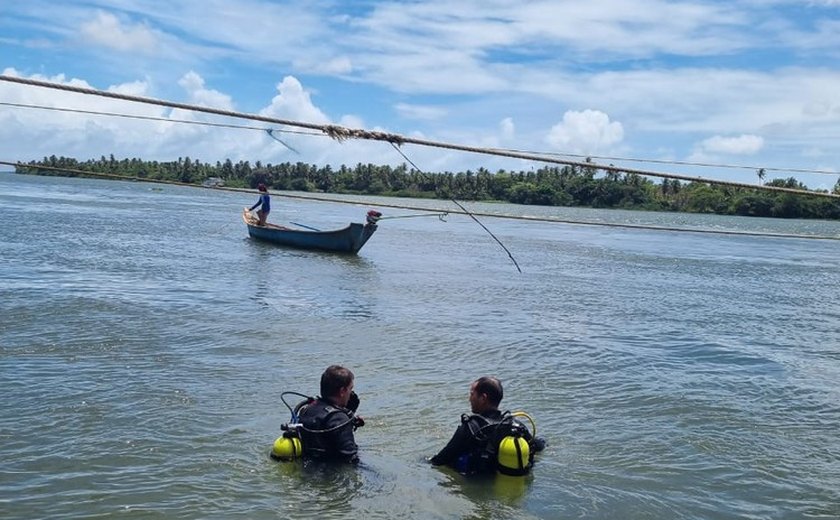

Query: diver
left=272, top=365, right=364, bottom=464
left=430, top=376, right=546, bottom=476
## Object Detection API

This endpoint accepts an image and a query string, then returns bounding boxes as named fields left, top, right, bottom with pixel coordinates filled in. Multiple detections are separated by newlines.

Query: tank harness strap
left=297, top=402, right=356, bottom=436
left=462, top=413, right=492, bottom=438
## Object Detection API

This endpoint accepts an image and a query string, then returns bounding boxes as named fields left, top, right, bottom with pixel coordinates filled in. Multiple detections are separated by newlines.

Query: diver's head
left=470, top=376, right=503, bottom=413
left=321, top=365, right=355, bottom=407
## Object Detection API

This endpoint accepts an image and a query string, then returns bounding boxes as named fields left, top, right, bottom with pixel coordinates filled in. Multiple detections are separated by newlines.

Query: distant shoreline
left=9, top=156, right=840, bottom=221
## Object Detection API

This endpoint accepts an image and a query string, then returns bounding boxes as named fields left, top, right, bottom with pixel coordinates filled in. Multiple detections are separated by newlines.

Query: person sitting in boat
left=248, top=183, right=271, bottom=226
left=429, top=376, right=545, bottom=476
left=295, top=365, right=364, bottom=463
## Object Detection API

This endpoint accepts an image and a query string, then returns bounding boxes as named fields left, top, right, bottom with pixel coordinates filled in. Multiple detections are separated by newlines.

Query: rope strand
left=378, top=212, right=448, bottom=220
left=389, top=143, right=522, bottom=273
left=1, top=74, right=837, bottom=200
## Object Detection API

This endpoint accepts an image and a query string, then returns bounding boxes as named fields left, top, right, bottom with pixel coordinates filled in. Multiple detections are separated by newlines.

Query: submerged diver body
left=431, top=376, right=545, bottom=476
left=274, top=365, right=364, bottom=464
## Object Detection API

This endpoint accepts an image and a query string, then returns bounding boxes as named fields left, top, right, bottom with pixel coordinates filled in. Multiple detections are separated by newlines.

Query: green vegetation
left=20, top=154, right=840, bottom=220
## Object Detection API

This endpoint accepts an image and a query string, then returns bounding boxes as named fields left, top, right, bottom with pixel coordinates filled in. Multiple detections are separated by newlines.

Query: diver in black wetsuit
left=430, top=376, right=545, bottom=475
left=295, top=365, right=364, bottom=464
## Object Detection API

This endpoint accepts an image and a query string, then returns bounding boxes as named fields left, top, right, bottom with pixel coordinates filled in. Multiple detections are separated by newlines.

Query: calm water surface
left=1, top=173, right=839, bottom=519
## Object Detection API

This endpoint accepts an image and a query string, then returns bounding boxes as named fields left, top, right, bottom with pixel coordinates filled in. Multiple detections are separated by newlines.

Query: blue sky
left=2, top=0, right=840, bottom=189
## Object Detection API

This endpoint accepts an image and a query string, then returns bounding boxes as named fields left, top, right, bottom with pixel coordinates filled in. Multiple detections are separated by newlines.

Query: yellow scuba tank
left=272, top=391, right=315, bottom=462
left=270, top=433, right=302, bottom=461
left=497, top=434, right=531, bottom=475
left=496, top=411, right=537, bottom=476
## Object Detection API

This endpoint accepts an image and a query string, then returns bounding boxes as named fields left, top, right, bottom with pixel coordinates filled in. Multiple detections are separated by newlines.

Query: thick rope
left=1, top=74, right=838, bottom=200
left=4, top=100, right=837, bottom=178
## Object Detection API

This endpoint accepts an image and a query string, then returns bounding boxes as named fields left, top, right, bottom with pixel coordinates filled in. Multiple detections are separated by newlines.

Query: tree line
left=20, top=154, right=840, bottom=220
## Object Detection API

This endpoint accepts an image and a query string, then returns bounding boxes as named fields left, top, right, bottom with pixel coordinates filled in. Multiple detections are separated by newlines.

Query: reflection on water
left=2, top=174, right=840, bottom=519
left=243, top=237, right=380, bottom=320
left=437, top=468, right=532, bottom=505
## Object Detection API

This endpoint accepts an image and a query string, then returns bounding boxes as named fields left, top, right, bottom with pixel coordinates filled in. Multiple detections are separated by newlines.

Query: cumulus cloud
left=4, top=1, right=840, bottom=187
left=0, top=69, right=391, bottom=167
left=545, top=109, right=624, bottom=154
left=79, top=11, right=158, bottom=54
left=260, top=76, right=331, bottom=125
left=698, top=134, right=764, bottom=155
left=177, top=71, right=234, bottom=110
left=0, top=68, right=157, bottom=119
left=107, top=80, right=150, bottom=97
left=0, top=69, right=172, bottom=161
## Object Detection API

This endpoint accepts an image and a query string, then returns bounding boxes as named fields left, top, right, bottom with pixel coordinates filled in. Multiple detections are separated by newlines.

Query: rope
left=387, top=142, right=523, bottom=273
left=0, top=100, right=320, bottom=137
left=378, top=212, right=448, bottom=221
left=505, top=148, right=840, bottom=177
left=1, top=74, right=838, bottom=200
left=265, top=129, right=300, bottom=153
left=4, top=100, right=838, bottom=178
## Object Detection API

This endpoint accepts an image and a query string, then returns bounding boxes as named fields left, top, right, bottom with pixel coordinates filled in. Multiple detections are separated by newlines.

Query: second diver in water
left=430, top=376, right=546, bottom=476
left=273, top=365, right=364, bottom=464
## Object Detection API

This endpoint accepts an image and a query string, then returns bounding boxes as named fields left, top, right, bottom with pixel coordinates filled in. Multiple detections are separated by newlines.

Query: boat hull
left=243, top=211, right=377, bottom=254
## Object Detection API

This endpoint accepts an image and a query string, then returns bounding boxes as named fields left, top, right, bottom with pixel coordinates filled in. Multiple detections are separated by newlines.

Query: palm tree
left=757, top=168, right=766, bottom=185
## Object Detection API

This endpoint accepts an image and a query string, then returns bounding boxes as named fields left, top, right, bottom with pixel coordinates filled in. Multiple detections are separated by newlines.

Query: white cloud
left=317, top=57, right=354, bottom=75
left=107, top=80, right=150, bottom=97
left=394, top=103, right=446, bottom=121
left=177, top=71, right=234, bottom=110
left=698, top=134, right=765, bottom=155
left=309, top=0, right=769, bottom=100
left=79, top=11, right=158, bottom=53
left=0, top=70, right=391, bottom=168
left=260, top=76, right=330, bottom=125
left=4, top=1, right=840, bottom=185
left=803, top=100, right=833, bottom=116
left=499, top=117, right=515, bottom=141
left=338, top=114, right=365, bottom=129
left=545, top=109, right=624, bottom=154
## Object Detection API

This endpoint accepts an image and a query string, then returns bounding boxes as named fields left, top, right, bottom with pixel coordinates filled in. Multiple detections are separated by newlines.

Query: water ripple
left=2, top=174, right=840, bottom=519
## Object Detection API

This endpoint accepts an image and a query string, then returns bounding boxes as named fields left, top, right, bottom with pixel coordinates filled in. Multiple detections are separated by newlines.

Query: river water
left=1, top=173, right=839, bottom=519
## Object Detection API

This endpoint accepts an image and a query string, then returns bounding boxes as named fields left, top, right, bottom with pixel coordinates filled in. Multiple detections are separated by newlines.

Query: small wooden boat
left=243, top=209, right=381, bottom=254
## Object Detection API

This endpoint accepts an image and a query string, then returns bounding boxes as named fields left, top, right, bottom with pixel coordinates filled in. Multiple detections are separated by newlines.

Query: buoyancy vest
left=296, top=399, right=354, bottom=460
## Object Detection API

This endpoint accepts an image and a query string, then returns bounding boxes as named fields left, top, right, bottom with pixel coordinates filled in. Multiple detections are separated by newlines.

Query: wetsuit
left=430, top=409, right=540, bottom=474
left=249, top=193, right=270, bottom=213
left=297, top=397, right=359, bottom=463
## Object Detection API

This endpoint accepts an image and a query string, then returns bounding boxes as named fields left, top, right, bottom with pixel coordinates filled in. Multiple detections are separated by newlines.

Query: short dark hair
left=474, top=376, right=503, bottom=406
left=321, top=365, right=354, bottom=398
